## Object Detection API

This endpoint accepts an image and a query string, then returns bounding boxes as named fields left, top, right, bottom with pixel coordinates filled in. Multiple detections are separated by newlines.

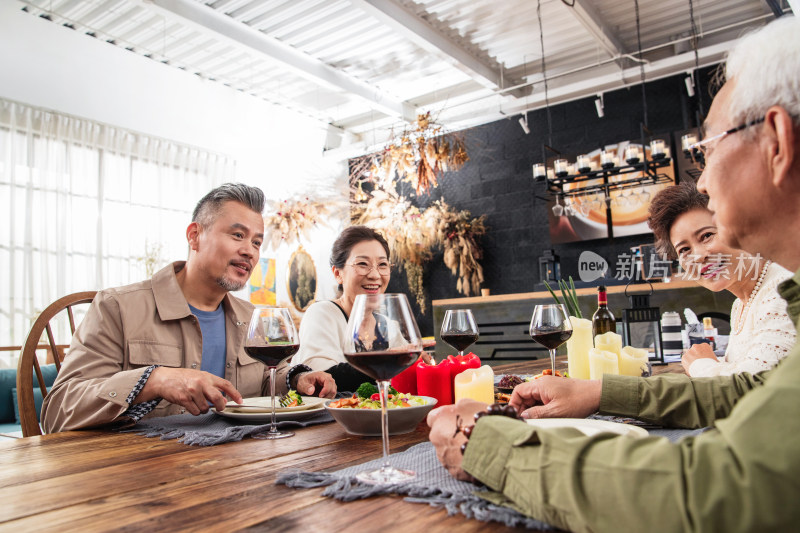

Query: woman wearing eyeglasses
left=290, top=225, right=414, bottom=391
left=648, top=180, right=795, bottom=377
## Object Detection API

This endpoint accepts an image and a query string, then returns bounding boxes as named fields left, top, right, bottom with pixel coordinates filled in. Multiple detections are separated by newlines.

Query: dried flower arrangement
left=351, top=185, right=487, bottom=312
left=136, top=241, right=164, bottom=278
left=429, top=200, right=487, bottom=297
left=264, top=197, right=330, bottom=250
left=373, top=112, right=469, bottom=195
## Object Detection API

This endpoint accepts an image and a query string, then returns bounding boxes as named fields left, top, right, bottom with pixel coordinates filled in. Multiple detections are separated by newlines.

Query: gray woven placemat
left=277, top=420, right=707, bottom=530
left=124, top=409, right=335, bottom=446
left=277, top=440, right=554, bottom=530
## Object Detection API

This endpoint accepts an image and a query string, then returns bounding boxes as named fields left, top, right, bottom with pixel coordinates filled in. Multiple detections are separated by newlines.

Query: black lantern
left=621, top=284, right=665, bottom=365
left=538, top=249, right=561, bottom=283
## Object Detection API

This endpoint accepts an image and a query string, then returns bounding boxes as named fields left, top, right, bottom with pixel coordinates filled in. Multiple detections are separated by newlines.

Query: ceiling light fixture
left=684, top=71, right=695, bottom=97
left=519, top=113, right=530, bottom=134
left=594, top=94, right=604, bottom=118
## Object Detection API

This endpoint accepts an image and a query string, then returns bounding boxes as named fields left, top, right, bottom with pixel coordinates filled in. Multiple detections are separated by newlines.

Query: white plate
left=224, top=396, right=327, bottom=413
left=525, top=418, right=649, bottom=438
left=212, top=404, right=326, bottom=423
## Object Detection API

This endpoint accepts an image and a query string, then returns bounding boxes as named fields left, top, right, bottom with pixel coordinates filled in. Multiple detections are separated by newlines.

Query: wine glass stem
left=377, top=379, right=392, bottom=472
left=269, top=366, right=278, bottom=434
left=548, top=348, right=556, bottom=375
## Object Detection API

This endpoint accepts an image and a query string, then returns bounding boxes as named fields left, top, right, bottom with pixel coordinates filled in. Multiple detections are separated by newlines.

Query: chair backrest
left=16, top=291, right=96, bottom=437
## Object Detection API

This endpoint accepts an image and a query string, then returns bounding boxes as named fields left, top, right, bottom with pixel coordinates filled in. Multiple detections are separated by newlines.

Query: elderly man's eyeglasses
left=688, top=117, right=765, bottom=169
left=347, top=261, right=392, bottom=276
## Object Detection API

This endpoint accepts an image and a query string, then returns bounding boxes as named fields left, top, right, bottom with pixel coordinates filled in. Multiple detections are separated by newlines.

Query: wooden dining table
left=0, top=357, right=683, bottom=532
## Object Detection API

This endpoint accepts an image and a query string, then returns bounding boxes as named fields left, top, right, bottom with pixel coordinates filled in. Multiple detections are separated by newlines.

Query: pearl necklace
left=732, top=260, right=771, bottom=336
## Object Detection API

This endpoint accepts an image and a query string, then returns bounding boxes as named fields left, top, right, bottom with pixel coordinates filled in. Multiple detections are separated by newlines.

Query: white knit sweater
left=290, top=301, right=349, bottom=372
left=688, top=262, right=796, bottom=377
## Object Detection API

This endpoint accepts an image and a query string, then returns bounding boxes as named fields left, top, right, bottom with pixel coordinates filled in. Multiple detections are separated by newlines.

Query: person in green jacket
left=428, top=15, right=800, bottom=532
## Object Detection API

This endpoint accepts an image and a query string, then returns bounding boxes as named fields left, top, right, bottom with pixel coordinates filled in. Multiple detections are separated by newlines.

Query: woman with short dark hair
left=648, top=180, right=794, bottom=376
left=290, top=226, right=396, bottom=391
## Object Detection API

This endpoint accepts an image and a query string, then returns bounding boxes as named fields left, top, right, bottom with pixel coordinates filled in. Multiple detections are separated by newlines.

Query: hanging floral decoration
left=370, top=112, right=469, bottom=195
left=264, top=197, right=330, bottom=250
left=430, top=201, right=487, bottom=297
left=351, top=184, right=487, bottom=312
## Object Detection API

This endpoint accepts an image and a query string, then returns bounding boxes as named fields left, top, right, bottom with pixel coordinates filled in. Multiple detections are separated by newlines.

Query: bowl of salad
left=324, top=382, right=437, bottom=436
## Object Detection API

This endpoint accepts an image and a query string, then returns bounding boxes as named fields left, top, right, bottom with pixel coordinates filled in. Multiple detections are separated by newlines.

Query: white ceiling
left=18, top=0, right=792, bottom=158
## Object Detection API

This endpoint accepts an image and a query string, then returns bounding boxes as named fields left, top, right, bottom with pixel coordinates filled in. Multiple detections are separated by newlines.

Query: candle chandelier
left=535, top=136, right=674, bottom=207
left=532, top=0, right=676, bottom=238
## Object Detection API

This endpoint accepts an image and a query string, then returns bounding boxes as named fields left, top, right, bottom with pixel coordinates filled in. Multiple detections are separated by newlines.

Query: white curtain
left=0, top=98, right=236, bottom=365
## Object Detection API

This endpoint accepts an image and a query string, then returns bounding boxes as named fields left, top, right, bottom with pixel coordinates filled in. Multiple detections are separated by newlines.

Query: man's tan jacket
left=42, top=262, right=286, bottom=433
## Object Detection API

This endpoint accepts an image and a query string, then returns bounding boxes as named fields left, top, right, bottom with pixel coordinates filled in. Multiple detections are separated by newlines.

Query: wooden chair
left=16, top=291, right=96, bottom=437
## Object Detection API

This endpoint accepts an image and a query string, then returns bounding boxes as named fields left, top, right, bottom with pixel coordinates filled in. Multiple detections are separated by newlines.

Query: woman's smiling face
left=669, top=207, right=746, bottom=292
left=334, top=239, right=391, bottom=299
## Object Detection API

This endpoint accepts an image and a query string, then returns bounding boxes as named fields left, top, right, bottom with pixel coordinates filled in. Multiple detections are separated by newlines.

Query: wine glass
left=552, top=195, right=564, bottom=217
left=244, top=307, right=300, bottom=440
left=441, top=309, right=479, bottom=356
left=344, top=293, right=423, bottom=484
left=529, top=304, right=573, bottom=375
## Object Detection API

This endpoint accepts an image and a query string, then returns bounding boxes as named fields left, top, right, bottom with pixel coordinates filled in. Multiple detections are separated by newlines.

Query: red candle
left=391, top=355, right=420, bottom=394
left=416, top=358, right=452, bottom=406
left=447, top=353, right=481, bottom=403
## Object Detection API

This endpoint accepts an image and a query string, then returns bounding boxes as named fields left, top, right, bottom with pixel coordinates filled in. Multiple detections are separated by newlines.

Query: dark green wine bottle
left=592, top=286, right=616, bottom=339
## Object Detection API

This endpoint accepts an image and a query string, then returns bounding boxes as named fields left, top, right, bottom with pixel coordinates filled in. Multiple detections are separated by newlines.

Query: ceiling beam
left=144, top=0, right=416, bottom=122
left=350, top=0, right=528, bottom=99
left=444, top=40, right=734, bottom=130
left=558, top=0, right=627, bottom=69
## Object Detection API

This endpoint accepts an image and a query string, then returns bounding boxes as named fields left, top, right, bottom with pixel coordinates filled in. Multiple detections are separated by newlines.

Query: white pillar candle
left=576, top=154, right=591, bottom=172
left=589, top=348, right=619, bottom=379
left=566, top=317, right=593, bottom=379
left=454, top=365, right=494, bottom=404
left=594, top=331, right=622, bottom=358
left=619, top=346, right=650, bottom=377
left=625, top=146, right=640, bottom=163
left=650, top=139, right=665, bottom=157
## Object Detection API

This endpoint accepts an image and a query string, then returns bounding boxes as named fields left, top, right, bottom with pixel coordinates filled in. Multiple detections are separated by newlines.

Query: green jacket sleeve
left=462, top=351, right=800, bottom=532
left=598, top=369, right=770, bottom=428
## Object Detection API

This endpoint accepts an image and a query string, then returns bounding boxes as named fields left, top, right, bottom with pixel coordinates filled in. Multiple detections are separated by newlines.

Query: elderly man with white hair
left=428, top=16, right=800, bottom=532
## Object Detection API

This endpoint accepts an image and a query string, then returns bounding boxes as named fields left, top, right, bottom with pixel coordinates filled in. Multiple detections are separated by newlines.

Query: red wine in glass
left=441, top=333, right=479, bottom=353
left=244, top=308, right=300, bottom=440
left=529, top=304, right=573, bottom=374
left=244, top=344, right=299, bottom=367
left=344, top=350, right=420, bottom=381
left=344, top=293, right=423, bottom=485
left=529, top=331, right=572, bottom=350
left=440, top=309, right=479, bottom=356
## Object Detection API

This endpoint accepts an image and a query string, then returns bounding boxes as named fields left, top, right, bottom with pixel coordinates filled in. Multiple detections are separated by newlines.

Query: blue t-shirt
left=189, top=303, right=227, bottom=379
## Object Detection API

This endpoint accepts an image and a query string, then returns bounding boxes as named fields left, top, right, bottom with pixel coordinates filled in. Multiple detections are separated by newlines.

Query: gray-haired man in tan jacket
left=43, top=183, right=335, bottom=433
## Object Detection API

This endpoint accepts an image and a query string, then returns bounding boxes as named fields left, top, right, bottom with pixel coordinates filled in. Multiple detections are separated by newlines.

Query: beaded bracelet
left=285, top=364, right=313, bottom=392
left=459, top=403, right=521, bottom=454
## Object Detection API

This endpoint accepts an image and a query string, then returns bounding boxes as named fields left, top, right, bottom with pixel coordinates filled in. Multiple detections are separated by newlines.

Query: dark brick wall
left=382, top=67, right=718, bottom=335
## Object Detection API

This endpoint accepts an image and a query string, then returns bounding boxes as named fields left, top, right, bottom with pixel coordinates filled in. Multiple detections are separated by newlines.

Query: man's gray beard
left=216, top=275, right=246, bottom=292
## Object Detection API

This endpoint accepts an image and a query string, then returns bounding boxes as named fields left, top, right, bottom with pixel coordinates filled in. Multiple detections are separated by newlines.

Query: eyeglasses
left=346, top=261, right=392, bottom=276
left=688, top=116, right=765, bottom=169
